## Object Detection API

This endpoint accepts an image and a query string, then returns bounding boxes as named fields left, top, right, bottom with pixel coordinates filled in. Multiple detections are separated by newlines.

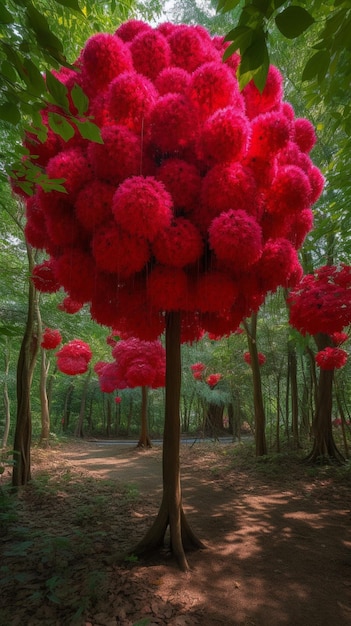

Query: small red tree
left=95, top=337, right=166, bottom=447
left=288, top=264, right=351, bottom=463
left=15, top=19, right=323, bottom=569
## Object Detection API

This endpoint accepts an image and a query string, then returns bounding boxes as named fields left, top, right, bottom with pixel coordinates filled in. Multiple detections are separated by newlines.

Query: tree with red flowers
left=16, top=19, right=323, bottom=569
left=191, top=363, right=226, bottom=437
left=95, top=337, right=166, bottom=448
left=288, top=264, right=351, bottom=464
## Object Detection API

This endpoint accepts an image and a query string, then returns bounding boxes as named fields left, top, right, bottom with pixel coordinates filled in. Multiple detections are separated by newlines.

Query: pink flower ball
left=266, top=165, right=312, bottom=215
left=25, top=195, right=48, bottom=250
left=294, top=118, right=317, bottom=153
left=168, top=25, right=219, bottom=72
left=116, top=280, right=165, bottom=340
left=75, top=180, right=115, bottom=231
left=155, top=67, right=191, bottom=95
left=92, top=222, right=149, bottom=277
left=45, top=148, right=93, bottom=201
left=148, top=265, right=188, bottom=310
left=156, top=159, right=201, bottom=213
left=31, top=260, right=60, bottom=293
left=97, top=361, right=120, bottom=392
left=199, top=108, right=249, bottom=164
left=332, top=332, right=348, bottom=346
left=58, top=296, right=83, bottom=314
left=285, top=208, right=314, bottom=248
left=41, top=328, right=62, bottom=350
left=257, top=238, right=302, bottom=292
left=57, top=339, right=92, bottom=375
left=243, top=65, right=283, bottom=119
left=149, top=93, right=199, bottom=153
left=188, top=62, right=244, bottom=119
left=115, top=19, right=152, bottom=42
left=315, top=347, right=348, bottom=370
left=129, top=30, right=171, bottom=80
left=191, top=362, right=206, bottom=374
left=244, top=154, right=277, bottom=191
left=308, top=165, right=325, bottom=204
left=54, top=249, right=97, bottom=303
left=152, top=218, right=203, bottom=267
left=107, top=71, right=157, bottom=132
left=44, top=200, right=84, bottom=247
left=209, top=210, right=263, bottom=270
left=195, top=271, right=238, bottom=313
left=57, top=355, right=89, bottom=375
left=201, top=163, right=258, bottom=221
left=249, top=111, right=292, bottom=157
left=88, top=125, right=141, bottom=184
left=112, top=176, right=173, bottom=242
left=206, top=373, right=222, bottom=387
left=80, top=33, right=133, bottom=93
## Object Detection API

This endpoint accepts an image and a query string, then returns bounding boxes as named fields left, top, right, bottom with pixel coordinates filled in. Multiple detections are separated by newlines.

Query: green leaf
left=45, top=70, right=68, bottom=108
left=275, top=6, right=314, bottom=39
left=70, top=83, right=89, bottom=115
left=302, top=50, right=329, bottom=82
left=48, top=111, right=75, bottom=141
left=217, top=0, right=241, bottom=14
left=224, top=25, right=253, bottom=51
left=74, top=119, right=103, bottom=143
left=25, top=4, right=64, bottom=55
left=240, top=33, right=267, bottom=73
left=1, top=60, right=18, bottom=83
left=0, top=4, right=13, bottom=24
left=0, top=102, right=21, bottom=124
left=22, top=58, right=46, bottom=95
left=53, top=0, right=84, bottom=13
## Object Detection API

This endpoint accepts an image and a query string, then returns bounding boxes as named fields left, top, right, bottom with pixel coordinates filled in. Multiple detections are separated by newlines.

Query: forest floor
left=1, top=438, right=351, bottom=626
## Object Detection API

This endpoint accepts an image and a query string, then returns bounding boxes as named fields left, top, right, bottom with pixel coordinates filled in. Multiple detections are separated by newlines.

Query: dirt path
left=60, top=442, right=351, bottom=626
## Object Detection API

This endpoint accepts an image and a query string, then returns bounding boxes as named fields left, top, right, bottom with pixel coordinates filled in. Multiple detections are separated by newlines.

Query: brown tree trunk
left=204, top=402, right=225, bottom=438
left=2, top=343, right=11, bottom=449
left=75, top=370, right=91, bottom=438
left=62, top=382, right=74, bottom=431
left=132, top=311, right=205, bottom=570
left=244, top=314, right=267, bottom=456
left=137, top=386, right=152, bottom=448
left=39, top=348, right=50, bottom=446
left=288, top=341, right=300, bottom=449
left=12, top=244, right=39, bottom=487
left=305, top=333, right=344, bottom=464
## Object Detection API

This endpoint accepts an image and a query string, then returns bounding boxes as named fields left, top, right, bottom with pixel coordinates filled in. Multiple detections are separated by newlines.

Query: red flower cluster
left=56, top=339, right=93, bottom=375
left=191, top=362, right=206, bottom=380
left=288, top=264, right=351, bottom=336
left=206, top=373, right=222, bottom=388
left=95, top=337, right=166, bottom=392
left=41, top=327, right=62, bottom=350
left=331, top=332, right=348, bottom=346
left=244, top=351, right=266, bottom=366
left=18, top=20, right=323, bottom=341
left=315, top=348, right=348, bottom=371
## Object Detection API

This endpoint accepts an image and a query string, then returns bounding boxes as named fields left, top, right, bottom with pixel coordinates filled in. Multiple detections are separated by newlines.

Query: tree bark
left=305, top=333, right=344, bottom=464
left=137, top=386, right=152, bottom=448
left=2, top=343, right=11, bottom=449
left=75, top=370, right=91, bottom=438
left=39, top=348, right=51, bottom=446
left=288, top=341, right=300, bottom=449
left=132, top=311, right=205, bottom=570
left=12, top=244, right=39, bottom=487
left=244, top=314, right=267, bottom=456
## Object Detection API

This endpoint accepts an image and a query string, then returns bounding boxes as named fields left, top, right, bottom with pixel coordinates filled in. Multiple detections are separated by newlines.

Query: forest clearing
left=1, top=438, right=351, bottom=626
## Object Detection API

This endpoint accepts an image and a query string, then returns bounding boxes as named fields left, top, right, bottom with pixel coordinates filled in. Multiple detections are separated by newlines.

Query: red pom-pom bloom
left=58, top=297, right=83, bottom=314
left=168, top=25, right=218, bottom=72
left=315, top=348, right=348, bottom=371
left=88, top=125, right=141, bottom=183
left=41, top=328, right=62, bottom=350
left=113, top=176, right=173, bottom=242
left=149, top=94, right=199, bottom=153
left=107, top=71, right=157, bottom=132
left=109, top=337, right=166, bottom=389
left=92, top=222, right=149, bottom=277
left=155, top=67, right=191, bottom=95
left=294, top=118, right=317, bottom=153
left=31, top=260, right=60, bottom=293
left=80, top=33, right=133, bottom=94
left=191, top=362, right=206, bottom=375
left=56, top=339, right=93, bottom=375
left=199, top=108, right=249, bottom=164
left=75, top=180, right=115, bottom=231
left=331, top=332, right=348, bottom=346
left=152, top=218, right=203, bottom=267
left=156, top=159, right=201, bottom=213
left=206, top=373, right=222, bottom=387
left=243, top=65, right=283, bottom=119
left=209, top=210, right=262, bottom=271
left=189, top=62, right=244, bottom=119
left=129, top=30, right=171, bottom=80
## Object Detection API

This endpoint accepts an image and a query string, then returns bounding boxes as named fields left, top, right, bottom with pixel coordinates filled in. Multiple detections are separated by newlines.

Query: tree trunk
left=204, top=402, right=225, bottom=438
left=132, top=311, right=205, bottom=570
left=39, top=349, right=51, bottom=447
left=305, top=333, right=344, bottom=464
left=62, top=382, right=74, bottom=431
left=75, top=370, right=91, bottom=438
left=137, top=386, right=152, bottom=448
left=12, top=244, right=39, bottom=487
left=2, top=343, right=11, bottom=449
left=244, top=314, right=267, bottom=456
left=288, top=341, right=300, bottom=449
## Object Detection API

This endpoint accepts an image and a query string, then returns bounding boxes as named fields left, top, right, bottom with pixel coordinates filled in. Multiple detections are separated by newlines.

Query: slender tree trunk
left=137, top=386, right=152, bottom=448
left=106, top=396, right=112, bottom=438
left=305, top=334, right=344, bottom=464
left=12, top=244, right=39, bottom=487
left=335, top=389, right=350, bottom=459
left=288, top=342, right=300, bottom=449
left=2, top=343, right=11, bottom=449
left=244, top=314, right=267, bottom=456
left=276, top=375, right=280, bottom=453
left=39, top=349, right=51, bottom=446
left=75, top=370, right=91, bottom=438
left=62, top=382, right=74, bottom=431
left=132, top=311, right=205, bottom=570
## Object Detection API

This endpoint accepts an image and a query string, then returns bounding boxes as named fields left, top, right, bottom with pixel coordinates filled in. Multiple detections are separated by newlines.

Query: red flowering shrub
left=288, top=264, right=351, bottom=336
left=41, top=328, right=62, bottom=350
left=315, top=348, right=348, bottom=371
left=244, top=352, right=266, bottom=366
left=56, top=339, right=93, bottom=375
left=19, top=20, right=323, bottom=342
left=206, top=373, right=222, bottom=387
left=331, top=332, right=348, bottom=346
left=95, top=337, right=166, bottom=392
left=191, top=362, right=206, bottom=375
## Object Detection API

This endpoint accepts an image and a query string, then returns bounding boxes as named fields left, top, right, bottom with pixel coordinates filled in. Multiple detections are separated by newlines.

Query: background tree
left=288, top=264, right=351, bottom=463
left=95, top=336, right=166, bottom=448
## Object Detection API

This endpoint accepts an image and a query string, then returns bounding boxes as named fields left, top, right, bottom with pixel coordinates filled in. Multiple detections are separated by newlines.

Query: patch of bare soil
left=1, top=440, right=351, bottom=626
